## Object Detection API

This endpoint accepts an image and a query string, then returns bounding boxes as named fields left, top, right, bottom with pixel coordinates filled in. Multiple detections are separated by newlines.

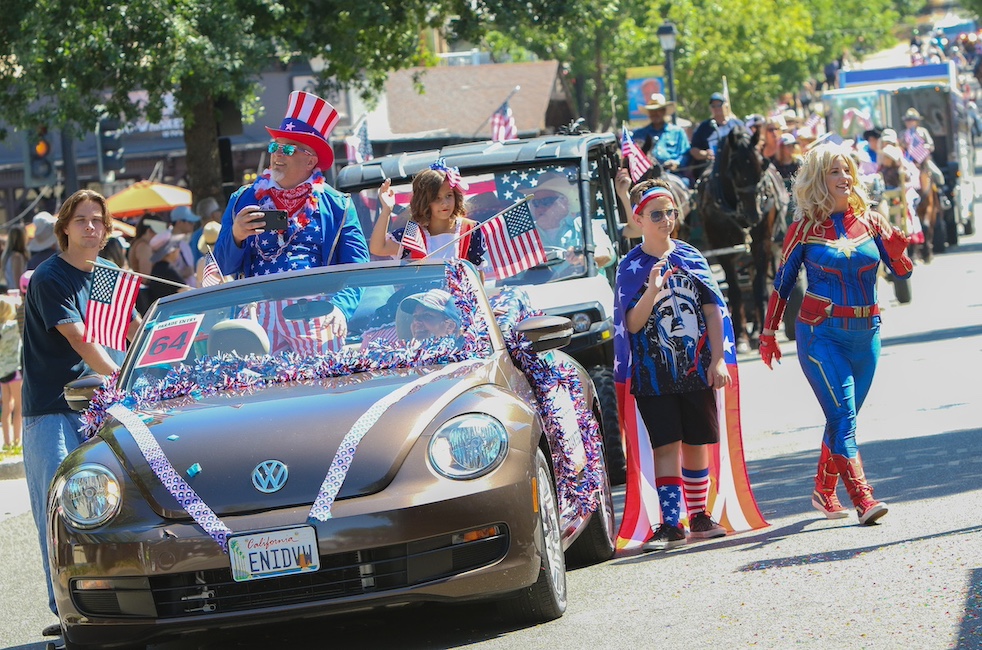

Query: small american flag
left=400, top=220, right=427, bottom=256
left=907, top=131, right=931, bottom=164
left=490, top=101, right=518, bottom=142
left=84, top=264, right=141, bottom=351
left=201, top=252, right=223, bottom=287
left=483, top=200, right=546, bottom=279
left=621, top=125, right=653, bottom=183
left=345, top=120, right=374, bottom=164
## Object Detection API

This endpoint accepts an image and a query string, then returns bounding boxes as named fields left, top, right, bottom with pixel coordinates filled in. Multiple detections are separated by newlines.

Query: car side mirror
left=64, top=375, right=106, bottom=412
left=515, top=315, right=573, bottom=353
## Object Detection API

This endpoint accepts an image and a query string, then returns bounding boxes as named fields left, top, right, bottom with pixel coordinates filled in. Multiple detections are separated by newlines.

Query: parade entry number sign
left=135, top=315, right=204, bottom=368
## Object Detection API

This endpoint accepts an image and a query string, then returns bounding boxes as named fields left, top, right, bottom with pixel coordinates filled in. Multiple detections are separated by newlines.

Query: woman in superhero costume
left=759, top=145, right=913, bottom=525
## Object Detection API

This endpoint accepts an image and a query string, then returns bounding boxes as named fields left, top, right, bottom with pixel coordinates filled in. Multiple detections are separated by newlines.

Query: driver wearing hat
left=630, top=93, right=690, bottom=173
left=213, top=90, right=369, bottom=342
left=518, top=171, right=614, bottom=274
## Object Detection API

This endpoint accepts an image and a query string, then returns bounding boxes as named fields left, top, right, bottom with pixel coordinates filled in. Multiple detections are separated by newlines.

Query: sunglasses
left=267, top=142, right=314, bottom=157
left=647, top=208, right=678, bottom=223
left=530, top=195, right=561, bottom=208
left=412, top=310, right=449, bottom=325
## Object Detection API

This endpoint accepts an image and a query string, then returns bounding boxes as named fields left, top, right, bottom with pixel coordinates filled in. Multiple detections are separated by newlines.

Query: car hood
left=100, top=359, right=498, bottom=519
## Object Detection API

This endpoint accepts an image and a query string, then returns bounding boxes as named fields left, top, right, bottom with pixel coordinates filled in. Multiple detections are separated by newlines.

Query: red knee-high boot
left=812, top=444, right=849, bottom=519
left=831, top=453, right=888, bottom=525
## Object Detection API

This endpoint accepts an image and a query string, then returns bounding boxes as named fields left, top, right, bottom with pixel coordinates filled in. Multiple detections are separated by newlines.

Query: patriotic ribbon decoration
left=108, top=403, right=234, bottom=551
left=430, top=158, right=469, bottom=190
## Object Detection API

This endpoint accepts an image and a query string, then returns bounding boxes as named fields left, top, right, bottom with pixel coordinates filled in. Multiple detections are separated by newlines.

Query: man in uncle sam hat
left=213, top=90, right=370, bottom=343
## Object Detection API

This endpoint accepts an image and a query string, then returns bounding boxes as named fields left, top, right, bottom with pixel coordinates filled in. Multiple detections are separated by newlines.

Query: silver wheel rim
left=537, top=461, right=566, bottom=601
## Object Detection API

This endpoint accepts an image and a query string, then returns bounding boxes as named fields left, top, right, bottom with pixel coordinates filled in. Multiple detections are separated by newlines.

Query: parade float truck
left=336, top=133, right=628, bottom=484
left=824, top=61, right=976, bottom=249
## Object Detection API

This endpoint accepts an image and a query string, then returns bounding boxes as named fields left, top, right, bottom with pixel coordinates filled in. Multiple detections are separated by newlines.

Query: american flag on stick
left=490, top=101, right=518, bottom=142
left=482, top=199, right=546, bottom=279
left=84, top=263, right=142, bottom=351
left=201, top=251, right=224, bottom=287
left=400, top=220, right=427, bottom=256
left=907, top=131, right=931, bottom=165
left=621, top=125, right=653, bottom=183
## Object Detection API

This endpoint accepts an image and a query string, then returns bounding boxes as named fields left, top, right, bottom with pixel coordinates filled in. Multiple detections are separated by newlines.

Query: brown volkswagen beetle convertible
left=50, top=259, right=615, bottom=649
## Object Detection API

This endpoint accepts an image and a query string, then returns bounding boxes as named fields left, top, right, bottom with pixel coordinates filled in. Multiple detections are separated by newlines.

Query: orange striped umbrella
left=107, top=181, right=192, bottom=218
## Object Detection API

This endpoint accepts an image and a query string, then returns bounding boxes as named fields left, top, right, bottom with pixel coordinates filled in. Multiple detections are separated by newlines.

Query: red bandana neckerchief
left=253, top=170, right=326, bottom=231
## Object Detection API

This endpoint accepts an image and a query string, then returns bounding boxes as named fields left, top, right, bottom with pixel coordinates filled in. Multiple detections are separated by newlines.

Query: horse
left=695, top=125, right=788, bottom=352
left=913, top=166, right=942, bottom=263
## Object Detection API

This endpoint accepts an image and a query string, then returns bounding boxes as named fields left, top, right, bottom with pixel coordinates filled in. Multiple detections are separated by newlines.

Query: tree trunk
left=182, top=90, right=222, bottom=207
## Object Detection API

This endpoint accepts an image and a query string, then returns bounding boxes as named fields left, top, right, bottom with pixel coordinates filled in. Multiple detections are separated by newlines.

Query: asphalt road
left=4, top=189, right=982, bottom=648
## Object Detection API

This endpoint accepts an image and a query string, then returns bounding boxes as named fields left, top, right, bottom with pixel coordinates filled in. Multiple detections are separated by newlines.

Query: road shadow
left=958, top=567, right=982, bottom=650
left=940, top=240, right=982, bottom=257
left=744, top=427, right=982, bottom=521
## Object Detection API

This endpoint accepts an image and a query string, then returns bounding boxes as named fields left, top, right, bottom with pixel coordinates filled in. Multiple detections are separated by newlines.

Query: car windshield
left=351, top=161, right=613, bottom=285
left=119, top=262, right=494, bottom=394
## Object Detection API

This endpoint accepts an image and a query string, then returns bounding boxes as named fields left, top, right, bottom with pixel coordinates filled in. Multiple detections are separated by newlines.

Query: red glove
left=759, top=334, right=781, bottom=369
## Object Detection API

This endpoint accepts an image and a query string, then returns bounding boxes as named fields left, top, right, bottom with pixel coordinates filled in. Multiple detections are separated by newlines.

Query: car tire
left=588, top=366, right=625, bottom=486
left=565, top=445, right=616, bottom=567
left=498, top=448, right=567, bottom=624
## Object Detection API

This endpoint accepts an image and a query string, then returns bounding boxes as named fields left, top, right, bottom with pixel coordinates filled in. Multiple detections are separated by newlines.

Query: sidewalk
left=0, top=453, right=25, bottom=480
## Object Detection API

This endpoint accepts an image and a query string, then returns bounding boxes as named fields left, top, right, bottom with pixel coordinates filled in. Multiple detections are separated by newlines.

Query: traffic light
left=23, top=125, right=57, bottom=188
left=97, top=118, right=125, bottom=181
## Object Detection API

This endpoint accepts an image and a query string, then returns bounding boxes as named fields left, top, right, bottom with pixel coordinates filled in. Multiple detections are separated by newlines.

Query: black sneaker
left=642, top=523, right=687, bottom=551
left=689, top=511, right=727, bottom=539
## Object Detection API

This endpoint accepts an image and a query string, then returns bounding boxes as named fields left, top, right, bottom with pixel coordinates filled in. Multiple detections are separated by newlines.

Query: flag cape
left=613, top=240, right=767, bottom=550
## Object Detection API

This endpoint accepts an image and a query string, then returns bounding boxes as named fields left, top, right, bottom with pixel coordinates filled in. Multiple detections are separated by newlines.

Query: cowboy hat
left=903, top=107, right=923, bottom=121
left=26, top=212, right=57, bottom=253
left=266, top=90, right=340, bottom=169
left=880, top=128, right=899, bottom=145
left=517, top=171, right=578, bottom=202
left=197, top=221, right=222, bottom=254
left=643, top=93, right=676, bottom=113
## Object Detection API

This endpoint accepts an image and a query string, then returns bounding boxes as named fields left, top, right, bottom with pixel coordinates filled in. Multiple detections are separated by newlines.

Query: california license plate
left=228, top=526, right=319, bottom=582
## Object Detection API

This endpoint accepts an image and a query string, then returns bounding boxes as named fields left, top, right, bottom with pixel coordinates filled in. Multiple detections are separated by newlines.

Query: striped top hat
left=266, top=90, right=340, bottom=169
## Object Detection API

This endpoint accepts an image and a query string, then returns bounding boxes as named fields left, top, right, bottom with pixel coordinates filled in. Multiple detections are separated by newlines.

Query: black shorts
left=635, top=389, right=719, bottom=449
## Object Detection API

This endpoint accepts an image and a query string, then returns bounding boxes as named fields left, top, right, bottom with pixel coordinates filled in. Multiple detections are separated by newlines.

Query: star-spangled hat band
left=266, top=90, right=340, bottom=169
left=633, top=186, right=676, bottom=217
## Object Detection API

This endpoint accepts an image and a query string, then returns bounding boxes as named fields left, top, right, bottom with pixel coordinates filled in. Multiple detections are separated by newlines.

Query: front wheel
left=783, top=275, right=805, bottom=342
left=498, top=448, right=568, bottom=624
left=565, top=441, right=616, bottom=567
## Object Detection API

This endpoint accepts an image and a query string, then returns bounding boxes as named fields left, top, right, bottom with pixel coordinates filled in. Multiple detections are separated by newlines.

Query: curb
left=0, top=456, right=25, bottom=480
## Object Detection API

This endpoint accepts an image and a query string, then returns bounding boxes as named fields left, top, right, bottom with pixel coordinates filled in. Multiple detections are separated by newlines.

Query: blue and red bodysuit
left=763, top=208, right=912, bottom=459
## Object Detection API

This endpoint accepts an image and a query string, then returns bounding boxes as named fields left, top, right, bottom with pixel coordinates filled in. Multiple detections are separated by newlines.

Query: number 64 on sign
left=135, top=315, right=205, bottom=368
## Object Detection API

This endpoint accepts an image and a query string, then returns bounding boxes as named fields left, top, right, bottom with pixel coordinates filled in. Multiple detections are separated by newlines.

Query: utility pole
left=60, top=125, right=79, bottom=194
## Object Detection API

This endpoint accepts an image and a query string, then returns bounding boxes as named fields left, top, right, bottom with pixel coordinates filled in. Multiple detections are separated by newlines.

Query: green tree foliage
left=469, top=0, right=903, bottom=128
left=0, top=0, right=450, bottom=202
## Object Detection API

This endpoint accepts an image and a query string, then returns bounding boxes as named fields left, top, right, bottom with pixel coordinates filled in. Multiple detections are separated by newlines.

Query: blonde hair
left=0, top=297, right=16, bottom=323
left=792, top=146, right=871, bottom=224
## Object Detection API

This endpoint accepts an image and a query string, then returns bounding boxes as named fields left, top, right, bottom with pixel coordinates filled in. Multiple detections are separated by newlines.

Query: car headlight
left=570, top=312, right=593, bottom=333
left=428, top=414, right=508, bottom=479
left=58, top=464, right=121, bottom=529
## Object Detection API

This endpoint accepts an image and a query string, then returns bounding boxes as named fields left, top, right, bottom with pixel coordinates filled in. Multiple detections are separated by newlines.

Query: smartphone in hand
left=263, top=210, right=289, bottom=232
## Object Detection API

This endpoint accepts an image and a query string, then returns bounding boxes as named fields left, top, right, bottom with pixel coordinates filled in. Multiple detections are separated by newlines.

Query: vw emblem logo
left=252, top=460, right=289, bottom=493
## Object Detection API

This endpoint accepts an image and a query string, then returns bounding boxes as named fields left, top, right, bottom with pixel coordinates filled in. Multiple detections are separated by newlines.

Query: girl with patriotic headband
left=369, top=159, right=485, bottom=267
left=613, top=179, right=765, bottom=552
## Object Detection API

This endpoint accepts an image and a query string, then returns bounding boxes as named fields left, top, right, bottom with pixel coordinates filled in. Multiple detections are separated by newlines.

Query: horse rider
left=631, top=93, right=691, bottom=179
left=689, top=92, right=745, bottom=181
left=899, top=108, right=944, bottom=188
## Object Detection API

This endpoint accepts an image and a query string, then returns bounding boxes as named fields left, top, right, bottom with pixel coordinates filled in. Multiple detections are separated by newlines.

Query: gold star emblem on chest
left=829, top=235, right=858, bottom=258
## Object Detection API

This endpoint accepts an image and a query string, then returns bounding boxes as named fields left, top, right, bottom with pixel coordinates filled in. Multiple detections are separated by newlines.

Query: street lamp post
left=657, top=22, right=678, bottom=114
